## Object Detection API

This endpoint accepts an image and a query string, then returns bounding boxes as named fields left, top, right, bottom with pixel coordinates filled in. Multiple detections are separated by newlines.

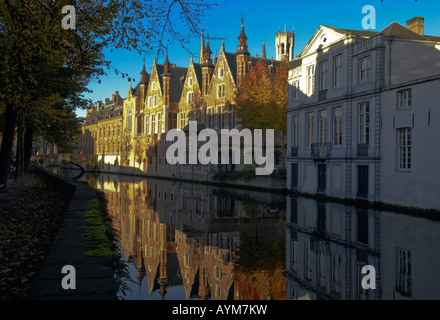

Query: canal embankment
left=27, top=167, right=120, bottom=300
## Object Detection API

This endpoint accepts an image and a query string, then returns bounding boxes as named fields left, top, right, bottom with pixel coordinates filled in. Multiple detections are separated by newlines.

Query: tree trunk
left=0, top=103, right=17, bottom=190
left=24, top=119, right=34, bottom=171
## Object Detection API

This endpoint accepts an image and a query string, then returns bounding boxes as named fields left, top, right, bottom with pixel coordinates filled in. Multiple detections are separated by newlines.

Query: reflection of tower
left=275, top=26, right=295, bottom=61
left=136, top=266, right=144, bottom=293
left=158, top=249, right=168, bottom=300
left=197, top=266, right=210, bottom=300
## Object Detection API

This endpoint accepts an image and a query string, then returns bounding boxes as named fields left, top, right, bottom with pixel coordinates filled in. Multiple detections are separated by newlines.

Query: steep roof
left=224, top=52, right=238, bottom=84
left=192, top=62, right=203, bottom=91
left=379, top=21, right=430, bottom=41
left=155, top=64, right=188, bottom=103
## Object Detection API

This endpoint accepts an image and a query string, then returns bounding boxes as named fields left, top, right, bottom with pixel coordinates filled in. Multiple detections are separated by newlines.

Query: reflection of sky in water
left=57, top=170, right=440, bottom=300
left=119, top=251, right=198, bottom=300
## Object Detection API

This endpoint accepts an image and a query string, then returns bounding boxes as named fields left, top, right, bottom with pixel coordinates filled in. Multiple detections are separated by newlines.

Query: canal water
left=55, top=168, right=440, bottom=300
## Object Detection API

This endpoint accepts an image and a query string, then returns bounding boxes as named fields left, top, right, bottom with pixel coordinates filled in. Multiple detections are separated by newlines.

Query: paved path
left=28, top=170, right=118, bottom=300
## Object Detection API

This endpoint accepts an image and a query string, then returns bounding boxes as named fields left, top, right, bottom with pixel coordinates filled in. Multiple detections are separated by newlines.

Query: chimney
left=406, top=16, right=424, bottom=36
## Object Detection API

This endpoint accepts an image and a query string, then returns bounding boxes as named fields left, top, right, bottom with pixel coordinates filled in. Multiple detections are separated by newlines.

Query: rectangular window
left=319, top=60, right=328, bottom=91
left=217, top=84, right=225, bottom=98
left=359, top=56, right=371, bottom=82
left=358, top=102, right=370, bottom=145
left=307, top=65, right=315, bottom=95
left=292, top=81, right=300, bottom=100
left=291, top=115, right=298, bottom=148
left=319, top=110, right=327, bottom=143
left=398, top=89, right=412, bottom=109
left=219, top=67, right=224, bottom=78
left=157, top=113, right=162, bottom=133
left=333, top=107, right=342, bottom=146
left=180, top=112, right=186, bottom=129
left=334, top=54, right=343, bottom=88
left=151, top=115, right=155, bottom=134
left=188, top=77, right=193, bottom=87
left=398, top=128, right=411, bottom=170
left=306, top=112, right=314, bottom=148
left=187, top=91, right=193, bottom=104
left=168, top=112, right=177, bottom=130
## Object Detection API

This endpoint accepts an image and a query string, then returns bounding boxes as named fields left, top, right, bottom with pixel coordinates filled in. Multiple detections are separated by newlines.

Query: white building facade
left=286, top=18, right=440, bottom=210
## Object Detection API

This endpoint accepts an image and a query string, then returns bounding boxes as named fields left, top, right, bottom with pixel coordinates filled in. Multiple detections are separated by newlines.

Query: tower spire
left=163, top=49, right=171, bottom=73
left=199, top=29, right=205, bottom=64
left=236, top=19, right=249, bottom=55
left=262, top=39, right=266, bottom=59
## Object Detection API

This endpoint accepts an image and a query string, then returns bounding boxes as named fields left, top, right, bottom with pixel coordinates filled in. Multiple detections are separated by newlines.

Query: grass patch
left=80, top=189, right=130, bottom=295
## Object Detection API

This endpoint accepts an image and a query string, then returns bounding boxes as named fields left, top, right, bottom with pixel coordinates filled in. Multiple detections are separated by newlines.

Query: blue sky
left=78, top=0, right=440, bottom=118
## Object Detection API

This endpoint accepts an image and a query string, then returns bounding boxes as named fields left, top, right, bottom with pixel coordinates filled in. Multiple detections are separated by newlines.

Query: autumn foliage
left=235, top=58, right=289, bottom=133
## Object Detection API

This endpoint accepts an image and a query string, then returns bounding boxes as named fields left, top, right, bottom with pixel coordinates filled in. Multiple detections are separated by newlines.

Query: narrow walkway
left=28, top=171, right=118, bottom=300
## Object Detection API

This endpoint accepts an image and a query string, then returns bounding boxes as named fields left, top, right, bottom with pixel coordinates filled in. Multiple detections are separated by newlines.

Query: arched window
left=281, top=43, right=285, bottom=55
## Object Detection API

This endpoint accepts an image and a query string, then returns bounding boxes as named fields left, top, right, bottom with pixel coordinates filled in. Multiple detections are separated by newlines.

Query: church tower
left=275, top=26, right=294, bottom=61
left=161, top=50, right=172, bottom=107
left=235, top=20, right=250, bottom=87
left=200, top=36, right=214, bottom=97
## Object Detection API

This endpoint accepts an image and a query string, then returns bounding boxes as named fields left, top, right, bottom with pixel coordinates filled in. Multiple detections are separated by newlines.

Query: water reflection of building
left=90, top=173, right=285, bottom=300
left=285, top=196, right=440, bottom=300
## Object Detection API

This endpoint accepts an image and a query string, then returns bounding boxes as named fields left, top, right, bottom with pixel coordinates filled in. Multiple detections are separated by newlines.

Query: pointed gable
left=180, top=57, right=202, bottom=105
left=299, top=25, right=363, bottom=57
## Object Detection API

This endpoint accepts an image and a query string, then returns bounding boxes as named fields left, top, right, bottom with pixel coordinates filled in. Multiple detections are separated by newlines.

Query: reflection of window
left=356, top=210, right=368, bottom=245
left=331, top=254, right=341, bottom=295
left=396, top=248, right=412, bottom=297
left=184, top=251, right=190, bottom=267
left=214, top=265, right=223, bottom=280
left=305, top=242, right=312, bottom=280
